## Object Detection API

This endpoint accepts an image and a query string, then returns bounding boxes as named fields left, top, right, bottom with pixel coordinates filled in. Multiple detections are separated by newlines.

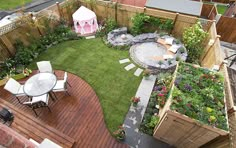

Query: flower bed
left=140, top=73, right=173, bottom=135
left=153, top=62, right=229, bottom=147
left=171, top=62, right=228, bottom=130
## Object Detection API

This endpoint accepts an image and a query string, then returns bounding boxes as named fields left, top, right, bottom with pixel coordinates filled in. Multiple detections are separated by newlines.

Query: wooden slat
left=0, top=100, right=75, bottom=148
left=0, top=70, right=127, bottom=148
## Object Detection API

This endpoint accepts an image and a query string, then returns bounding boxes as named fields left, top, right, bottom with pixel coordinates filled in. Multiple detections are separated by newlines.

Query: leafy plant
left=131, top=96, right=140, bottom=107
left=131, top=13, right=150, bottom=35
left=158, top=60, right=163, bottom=65
left=113, top=125, right=126, bottom=141
left=176, top=55, right=181, bottom=61
left=96, top=18, right=117, bottom=37
left=140, top=72, right=173, bottom=135
left=0, top=22, right=82, bottom=80
left=178, top=47, right=185, bottom=54
left=131, top=13, right=174, bottom=35
left=145, top=115, right=160, bottom=129
left=182, top=21, right=208, bottom=63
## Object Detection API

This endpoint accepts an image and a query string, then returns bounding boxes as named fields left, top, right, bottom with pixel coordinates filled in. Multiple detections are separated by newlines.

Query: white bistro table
left=23, top=73, right=57, bottom=97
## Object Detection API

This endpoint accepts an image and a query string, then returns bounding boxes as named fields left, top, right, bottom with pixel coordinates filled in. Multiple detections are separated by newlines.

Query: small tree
left=182, top=21, right=208, bottom=64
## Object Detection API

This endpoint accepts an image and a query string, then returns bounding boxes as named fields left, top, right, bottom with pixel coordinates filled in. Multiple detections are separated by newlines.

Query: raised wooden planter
left=153, top=63, right=229, bottom=148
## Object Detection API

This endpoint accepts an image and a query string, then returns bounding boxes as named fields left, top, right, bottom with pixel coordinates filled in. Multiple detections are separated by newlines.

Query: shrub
left=131, top=13, right=150, bottom=35
left=182, top=21, right=208, bottom=63
left=145, top=115, right=160, bottom=129
left=96, top=18, right=117, bottom=37
left=131, top=13, right=174, bottom=35
left=0, top=22, right=82, bottom=80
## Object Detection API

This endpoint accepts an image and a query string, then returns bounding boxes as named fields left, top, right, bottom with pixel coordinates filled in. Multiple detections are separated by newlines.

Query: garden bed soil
left=153, top=62, right=229, bottom=147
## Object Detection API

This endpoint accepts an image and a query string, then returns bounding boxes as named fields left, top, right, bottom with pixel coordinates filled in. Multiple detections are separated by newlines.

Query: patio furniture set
left=3, top=61, right=71, bottom=116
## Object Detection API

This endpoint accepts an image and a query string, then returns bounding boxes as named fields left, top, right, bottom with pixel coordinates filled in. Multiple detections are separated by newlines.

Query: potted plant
left=23, top=68, right=32, bottom=77
left=143, top=69, right=151, bottom=79
left=131, top=96, right=140, bottom=107
left=113, top=125, right=126, bottom=141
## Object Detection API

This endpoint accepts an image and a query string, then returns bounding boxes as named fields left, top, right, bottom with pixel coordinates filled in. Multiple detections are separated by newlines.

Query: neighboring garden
left=0, top=0, right=32, bottom=10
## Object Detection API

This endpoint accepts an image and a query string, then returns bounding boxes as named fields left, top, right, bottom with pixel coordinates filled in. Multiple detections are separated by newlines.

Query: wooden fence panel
left=172, top=14, right=198, bottom=37
left=201, top=3, right=215, bottom=19
left=201, top=21, right=223, bottom=68
left=216, top=16, right=236, bottom=43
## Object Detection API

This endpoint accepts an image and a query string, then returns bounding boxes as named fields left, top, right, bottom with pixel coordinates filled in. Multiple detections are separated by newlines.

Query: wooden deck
left=0, top=70, right=127, bottom=148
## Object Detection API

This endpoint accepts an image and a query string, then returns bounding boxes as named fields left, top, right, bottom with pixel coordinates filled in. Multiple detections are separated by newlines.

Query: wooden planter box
left=153, top=63, right=229, bottom=148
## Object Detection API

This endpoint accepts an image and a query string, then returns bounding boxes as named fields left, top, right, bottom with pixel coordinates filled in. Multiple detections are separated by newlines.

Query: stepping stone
left=125, top=63, right=135, bottom=71
left=85, top=36, right=95, bottom=39
left=134, top=68, right=143, bottom=77
left=119, top=58, right=130, bottom=64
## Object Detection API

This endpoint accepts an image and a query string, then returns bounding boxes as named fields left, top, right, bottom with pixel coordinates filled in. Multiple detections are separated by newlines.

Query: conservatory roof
left=145, top=0, right=203, bottom=16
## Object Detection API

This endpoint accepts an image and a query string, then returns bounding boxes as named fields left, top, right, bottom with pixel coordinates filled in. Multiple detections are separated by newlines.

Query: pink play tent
left=72, top=6, right=98, bottom=35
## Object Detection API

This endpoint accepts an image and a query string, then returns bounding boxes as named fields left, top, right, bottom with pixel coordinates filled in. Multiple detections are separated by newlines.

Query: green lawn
left=0, top=0, right=32, bottom=10
left=29, top=38, right=141, bottom=132
left=217, top=5, right=227, bottom=15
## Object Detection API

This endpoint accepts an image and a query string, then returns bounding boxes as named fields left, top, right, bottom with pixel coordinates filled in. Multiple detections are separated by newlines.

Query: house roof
left=145, top=0, right=203, bottom=16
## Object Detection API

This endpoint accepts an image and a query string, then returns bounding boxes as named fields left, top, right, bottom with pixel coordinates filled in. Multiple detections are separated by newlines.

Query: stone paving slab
left=134, top=68, right=143, bottom=77
left=119, top=58, right=130, bottom=64
left=125, top=63, right=135, bottom=71
left=135, top=75, right=157, bottom=120
left=85, top=36, right=95, bottom=39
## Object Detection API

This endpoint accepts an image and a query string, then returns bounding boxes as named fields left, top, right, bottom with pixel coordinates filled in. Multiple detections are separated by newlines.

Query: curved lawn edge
left=28, top=38, right=142, bottom=133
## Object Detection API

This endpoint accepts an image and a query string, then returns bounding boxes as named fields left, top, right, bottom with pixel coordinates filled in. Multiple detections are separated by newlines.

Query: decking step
left=0, top=99, right=75, bottom=148
left=125, top=63, right=135, bottom=71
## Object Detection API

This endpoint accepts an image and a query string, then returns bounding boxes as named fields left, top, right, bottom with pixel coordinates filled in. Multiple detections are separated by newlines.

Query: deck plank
left=0, top=70, right=127, bottom=148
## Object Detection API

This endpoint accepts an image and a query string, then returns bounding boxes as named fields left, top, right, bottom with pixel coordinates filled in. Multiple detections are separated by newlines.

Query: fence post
left=208, top=20, right=215, bottom=32
left=56, top=2, right=62, bottom=19
left=201, top=34, right=221, bottom=64
left=171, top=13, right=179, bottom=35
left=115, top=2, right=118, bottom=23
left=30, top=13, right=43, bottom=36
left=144, top=7, right=146, bottom=13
